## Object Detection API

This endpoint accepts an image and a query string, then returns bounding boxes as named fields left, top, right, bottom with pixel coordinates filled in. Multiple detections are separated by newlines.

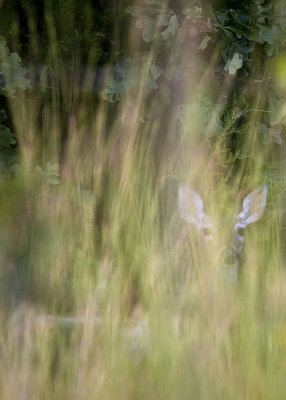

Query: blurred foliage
left=0, top=36, right=30, bottom=174
left=103, top=0, right=286, bottom=161
left=0, top=0, right=116, bottom=65
left=0, top=37, right=30, bottom=94
left=0, top=0, right=121, bottom=175
left=0, top=0, right=285, bottom=175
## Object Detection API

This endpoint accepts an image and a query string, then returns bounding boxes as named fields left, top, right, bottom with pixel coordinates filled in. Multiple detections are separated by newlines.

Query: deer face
left=177, top=183, right=268, bottom=282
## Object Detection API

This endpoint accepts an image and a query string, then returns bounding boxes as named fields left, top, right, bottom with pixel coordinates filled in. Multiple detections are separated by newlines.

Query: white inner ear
left=238, top=185, right=268, bottom=226
left=178, top=183, right=213, bottom=231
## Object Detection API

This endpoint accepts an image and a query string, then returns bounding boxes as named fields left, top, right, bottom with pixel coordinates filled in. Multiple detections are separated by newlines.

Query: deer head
left=178, top=183, right=268, bottom=281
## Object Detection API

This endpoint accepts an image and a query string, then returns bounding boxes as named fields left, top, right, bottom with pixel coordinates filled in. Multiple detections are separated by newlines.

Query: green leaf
left=147, top=77, right=158, bottom=90
left=257, top=16, right=267, bottom=24
left=264, top=42, right=278, bottom=57
left=101, top=82, right=123, bottom=102
left=0, top=37, right=30, bottom=95
left=47, top=177, right=60, bottom=185
left=35, top=166, right=45, bottom=177
left=224, top=53, right=243, bottom=75
left=236, top=44, right=254, bottom=55
left=197, top=35, right=211, bottom=50
left=0, top=124, right=15, bottom=148
left=136, top=17, right=156, bottom=43
left=114, top=60, right=129, bottom=79
left=0, top=107, right=7, bottom=123
left=10, top=163, right=22, bottom=176
left=161, top=15, right=179, bottom=40
left=13, top=69, right=31, bottom=90
left=46, top=162, right=60, bottom=176
left=35, top=162, right=61, bottom=185
left=150, top=64, right=163, bottom=80
left=260, top=122, right=283, bottom=145
left=157, top=13, right=170, bottom=27
left=229, top=9, right=239, bottom=19
left=257, top=25, right=278, bottom=45
left=270, top=125, right=283, bottom=144
left=9, top=52, right=21, bottom=66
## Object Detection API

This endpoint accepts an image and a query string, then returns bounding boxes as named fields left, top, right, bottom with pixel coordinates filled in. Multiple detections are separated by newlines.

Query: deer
left=177, top=183, right=268, bottom=282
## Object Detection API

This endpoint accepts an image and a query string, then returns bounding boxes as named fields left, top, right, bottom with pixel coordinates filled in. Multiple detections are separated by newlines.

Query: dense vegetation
left=0, top=0, right=285, bottom=398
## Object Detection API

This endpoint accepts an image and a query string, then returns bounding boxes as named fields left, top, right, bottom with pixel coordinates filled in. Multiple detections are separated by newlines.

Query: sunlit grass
left=0, top=1, right=285, bottom=399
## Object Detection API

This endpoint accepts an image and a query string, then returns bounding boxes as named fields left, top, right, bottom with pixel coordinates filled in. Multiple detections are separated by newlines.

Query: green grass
left=0, top=3, right=285, bottom=399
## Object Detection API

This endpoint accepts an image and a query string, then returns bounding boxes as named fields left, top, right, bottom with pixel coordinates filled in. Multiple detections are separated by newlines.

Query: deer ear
left=178, top=183, right=208, bottom=230
left=239, top=185, right=268, bottom=226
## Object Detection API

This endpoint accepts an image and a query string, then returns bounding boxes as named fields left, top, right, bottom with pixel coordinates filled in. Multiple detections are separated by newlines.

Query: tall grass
left=0, top=1, right=285, bottom=399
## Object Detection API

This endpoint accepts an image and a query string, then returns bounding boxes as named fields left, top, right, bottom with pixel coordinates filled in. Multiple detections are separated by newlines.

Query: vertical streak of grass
left=0, top=1, right=284, bottom=398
